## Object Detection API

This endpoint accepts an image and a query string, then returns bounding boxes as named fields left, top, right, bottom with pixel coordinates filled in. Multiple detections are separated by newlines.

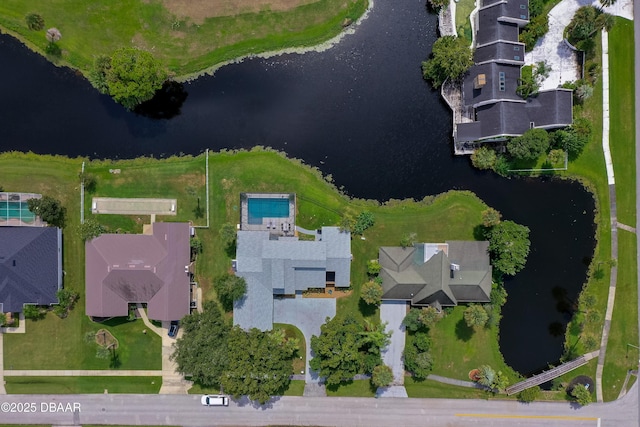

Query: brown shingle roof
left=85, top=222, right=190, bottom=321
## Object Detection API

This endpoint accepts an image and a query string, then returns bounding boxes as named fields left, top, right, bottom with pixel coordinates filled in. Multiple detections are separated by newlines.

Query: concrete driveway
left=273, top=295, right=336, bottom=383
left=380, top=300, right=408, bottom=386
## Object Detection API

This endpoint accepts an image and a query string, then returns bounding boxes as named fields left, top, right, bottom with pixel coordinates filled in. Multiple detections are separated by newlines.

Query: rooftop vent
left=474, top=74, right=486, bottom=89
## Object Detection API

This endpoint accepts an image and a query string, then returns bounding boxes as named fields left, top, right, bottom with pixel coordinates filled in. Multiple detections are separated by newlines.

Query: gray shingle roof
left=475, top=41, right=525, bottom=65
left=380, top=241, right=491, bottom=307
left=234, top=226, right=351, bottom=331
left=85, top=222, right=190, bottom=321
left=0, top=227, right=62, bottom=312
left=463, top=63, right=523, bottom=106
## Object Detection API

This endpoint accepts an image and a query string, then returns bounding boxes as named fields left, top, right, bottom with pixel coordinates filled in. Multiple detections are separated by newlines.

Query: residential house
left=85, top=222, right=191, bottom=322
left=234, top=226, right=351, bottom=331
left=0, top=227, right=62, bottom=313
left=379, top=241, right=492, bottom=308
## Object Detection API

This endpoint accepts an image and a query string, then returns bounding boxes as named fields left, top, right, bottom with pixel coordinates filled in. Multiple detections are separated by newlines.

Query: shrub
left=471, top=146, right=497, bottom=170
left=575, top=84, right=594, bottom=103
left=520, top=14, right=549, bottom=51
left=413, top=331, right=432, bottom=352
left=403, top=345, right=433, bottom=379
left=547, top=149, right=565, bottom=165
left=190, top=236, right=203, bottom=254
left=23, top=304, right=46, bottom=320
left=400, top=232, right=417, bottom=248
left=481, top=207, right=502, bottom=227
left=25, top=13, right=45, bottom=31
left=571, top=384, right=592, bottom=406
left=353, top=211, right=375, bottom=235
left=360, top=281, right=383, bottom=306
left=508, top=129, right=550, bottom=160
left=464, top=304, right=489, bottom=328
left=371, top=364, right=394, bottom=387
left=78, top=218, right=107, bottom=241
left=518, top=386, right=541, bottom=403
left=54, top=289, right=79, bottom=318
left=366, top=260, right=381, bottom=276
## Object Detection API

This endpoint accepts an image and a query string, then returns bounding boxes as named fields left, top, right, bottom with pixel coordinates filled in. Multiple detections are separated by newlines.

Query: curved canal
left=0, top=0, right=595, bottom=375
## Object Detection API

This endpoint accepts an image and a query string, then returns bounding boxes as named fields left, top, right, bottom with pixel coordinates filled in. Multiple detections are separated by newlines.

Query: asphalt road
left=0, top=383, right=636, bottom=427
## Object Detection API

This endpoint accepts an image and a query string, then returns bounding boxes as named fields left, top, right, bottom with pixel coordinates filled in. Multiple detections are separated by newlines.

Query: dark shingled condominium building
left=85, top=222, right=191, bottom=322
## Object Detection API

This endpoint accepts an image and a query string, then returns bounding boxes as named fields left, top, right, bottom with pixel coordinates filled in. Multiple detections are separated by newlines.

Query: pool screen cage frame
left=239, top=192, right=296, bottom=233
left=0, top=192, right=42, bottom=227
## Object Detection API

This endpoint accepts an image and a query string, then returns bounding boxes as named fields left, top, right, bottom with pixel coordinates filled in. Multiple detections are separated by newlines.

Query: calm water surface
left=0, top=0, right=595, bottom=376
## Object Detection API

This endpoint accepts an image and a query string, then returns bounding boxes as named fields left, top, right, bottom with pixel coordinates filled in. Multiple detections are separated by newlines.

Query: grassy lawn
left=273, top=323, right=306, bottom=374
left=86, top=156, right=208, bottom=231
left=5, top=376, right=162, bottom=394
left=405, top=378, right=490, bottom=399
left=428, top=306, right=519, bottom=383
left=455, top=0, right=475, bottom=43
left=0, top=0, right=367, bottom=77
left=326, top=379, right=376, bottom=397
left=187, top=379, right=305, bottom=396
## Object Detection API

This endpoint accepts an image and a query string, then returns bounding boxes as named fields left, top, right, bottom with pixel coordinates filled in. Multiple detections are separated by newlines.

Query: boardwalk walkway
left=506, top=351, right=599, bottom=395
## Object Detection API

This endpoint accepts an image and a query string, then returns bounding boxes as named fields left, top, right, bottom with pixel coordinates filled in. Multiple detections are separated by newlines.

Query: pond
left=0, top=0, right=595, bottom=376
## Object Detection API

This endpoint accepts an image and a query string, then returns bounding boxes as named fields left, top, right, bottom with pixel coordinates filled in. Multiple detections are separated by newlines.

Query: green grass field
left=273, top=323, right=306, bottom=374
left=0, top=0, right=367, bottom=77
left=4, top=376, right=162, bottom=394
left=455, top=0, right=475, bottom=43
left=326, top=379, right=376, bottom=397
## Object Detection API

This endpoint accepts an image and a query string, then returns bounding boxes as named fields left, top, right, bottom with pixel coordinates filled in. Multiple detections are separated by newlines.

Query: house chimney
left=474, top=74, right=486, bottom=89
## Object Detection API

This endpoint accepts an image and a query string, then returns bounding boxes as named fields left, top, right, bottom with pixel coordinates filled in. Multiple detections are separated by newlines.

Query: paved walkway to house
left=618, top=222, right=636, bottom=234
left=136, top=305, right=192, bottom=394
left=273, top=295, right=336, bottom=385
left=525, top=0, right=632, bottom=91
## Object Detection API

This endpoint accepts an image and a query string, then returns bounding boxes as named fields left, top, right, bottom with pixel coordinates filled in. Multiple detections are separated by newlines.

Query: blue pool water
left=0, top=201, right=35, bottom=222
left=247, top=198, right=289, bottom=225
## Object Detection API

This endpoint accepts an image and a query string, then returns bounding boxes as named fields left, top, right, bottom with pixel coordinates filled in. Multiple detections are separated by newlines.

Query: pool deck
left=239, top=193, right=296, bottom=235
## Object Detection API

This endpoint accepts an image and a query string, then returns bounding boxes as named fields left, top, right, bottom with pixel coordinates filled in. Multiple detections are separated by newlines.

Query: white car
left=201, top=395, right=229, bottom=406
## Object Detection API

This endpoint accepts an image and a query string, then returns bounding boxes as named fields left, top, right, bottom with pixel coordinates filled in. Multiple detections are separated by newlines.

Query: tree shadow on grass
left=455, top=319, right=475, bottom=342
left=358, top=299, right=378, bottom=318
left=473, top=224, right=488, bottom=241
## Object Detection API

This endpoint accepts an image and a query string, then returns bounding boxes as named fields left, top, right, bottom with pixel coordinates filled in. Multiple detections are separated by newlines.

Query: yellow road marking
left=455, top=414, right=598, bottom=421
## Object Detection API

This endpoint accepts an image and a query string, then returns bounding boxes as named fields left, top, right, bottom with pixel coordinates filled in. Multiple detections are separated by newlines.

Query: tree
left=353, top=211, right=375, bottom=235
left=571, top=384, right=592, bottom=406
left=222, top=327, right=295, bottom=404
left=400, top=232, right=417, bottom=248
left=507, top=128, right=550, bottom=160
left=25, top=13, right=45, bottom=31
left=339, top=215, right=354, bottom=233
left=475, top=365, right=496, bottom=388
left=219, top=223, right=236, bottom=247
left=79, top=171, right=97, bottom=193
left=520, top=14, right=549, bottom=51
left=361, top=281, right=383, bottom=306
left=427, top=0, right=449, bottom=11
left=600, top=0, right=617, bottom=6
left=417, top=306, right=442, bottom=328
left=360, top=320, right=392, bottom=354
left=46, top=28, right=61, bottom=43
left=422, top=36, right=474, bottom=88
left=575, top=84, right=594, bottom=103
left=471, top=146, right=497, bottom=170
left=402, top=308, right=425, bottom=332
left=0, top=313, right=6, bottom=326
left=413, top=331, right=431, bottom=352
left=27, top=195, right=66, bottom=227
left=371, top=364, right=394, bottom=387
left=547, top=149, right=565, bottom=165
left=518, top=385, right=541, bottom=402
left=78, top=218, right=106, bottom=241
left=464, top=304, right=489, bottom=328
left=89, top=55, right=112, bottom=95
left=171, top=301, right=230, bottom=386
left=310, top=314, right=367, bottom=385
left=366, top=260, right=381, bottom=276
left=486, top=220, right=531, bottom=276
left=190, top=236, right=203, bottom=254
left=481, top=207, right=502, bottom=228
left=54, top=288, right=79, bottom=318
left=403, top=344, right=433, bottom=379
left=103, top=48, right=168, bottom=110
left=213, top=273, right=247, bottom=312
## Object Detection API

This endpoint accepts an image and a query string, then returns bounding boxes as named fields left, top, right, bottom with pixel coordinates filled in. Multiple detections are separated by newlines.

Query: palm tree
left=46, top=27, right=61, bottom=43
left=476, top=365, right=496, bottom=388
left=600, top=0, right=617, bottom=7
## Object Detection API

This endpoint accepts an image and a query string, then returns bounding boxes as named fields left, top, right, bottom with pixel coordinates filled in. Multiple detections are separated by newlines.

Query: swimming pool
left=247, top=198, right=290, bottom=225
left=0, top=200, right=35, bottom=222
